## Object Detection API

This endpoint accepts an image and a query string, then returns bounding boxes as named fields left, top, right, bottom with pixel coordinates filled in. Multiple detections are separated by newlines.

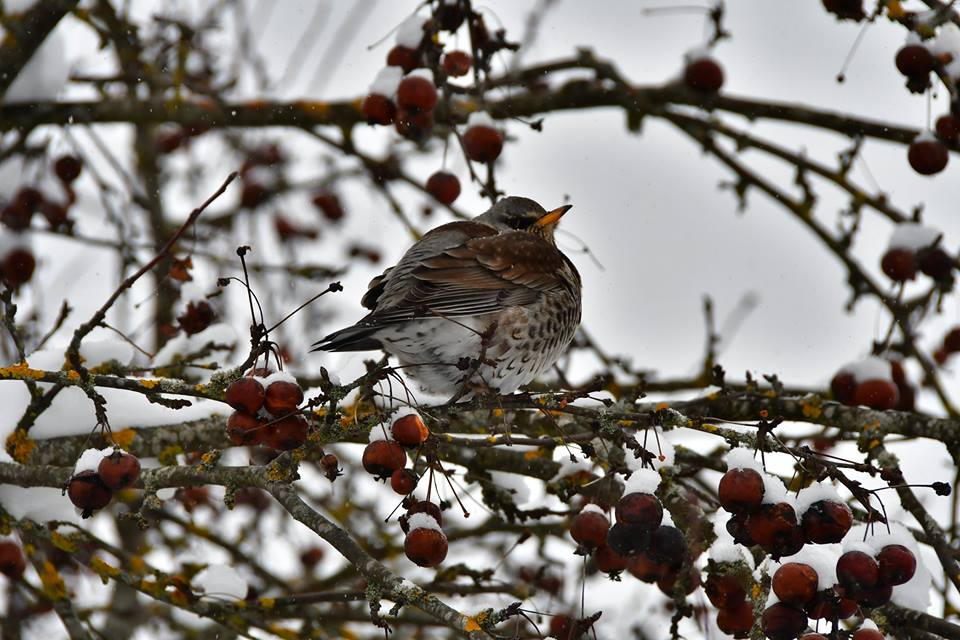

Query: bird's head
left=476, top=196, right=572, bottom=243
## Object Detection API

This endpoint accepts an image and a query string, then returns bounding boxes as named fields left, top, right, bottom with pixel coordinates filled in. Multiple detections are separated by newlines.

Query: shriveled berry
left=264, top=380, right=304, bottom=416
left=648, top=525, right=686, bottom=568
left=761, top=602, right=808, bottom=640
left=390, top=468, right=419, bottom=494
left=881, top=248, right=918, bottom=281
left=746, top=502, right=804, bottom=560
left=570, top=509, right=610, bottom=549
left=387, top=46, right=421, bottom=73
left=830, top=371, right=857, bottom=404
left=836, top=550, right=880, bottom=592
left=684, top=57, right=724, bottom=93
left=896, top=44, right=935, bottom=78
left=404, top=527, right=448, bottom=567
left=443, top=50, right=472, bottom=77
left=54, top=155, right=82, bottom=183
left=263, top=414, right=308, bottom=451
left=227, top=411, right=265, bottom=446
left=705, top=573, right=746, bottom=608
left=716, top=600, right=753, bottom=638
left=772, top=562, right=819, bottom=605
left=853, top=379, right=899, bottom=410
left=876, top=544, right=916, bottom=586
left=801, top=499, right=852, bottom=543
left=425, top=171, right=461, bottom=205
left=362, top=440, right=407, bottom=479
left=391, top=413, right=429, bottom=447
left=98, top=451, right=141, bottom=490
left=362, top=94, right=396, bottom=125
left=225, top=377, right=265, bottom=414
left=68, top=471, right=113, bottom=518
left=718, top=467, right=765, bottom=513
left=397, top=76, right=437, bottom=112
left=726, top=512, right=755, bottom=546
left=908, top=138, right=949, bottom=175
left=615, top=492, right=663, bottom=530
left=463, top=125, right=503, bottom=163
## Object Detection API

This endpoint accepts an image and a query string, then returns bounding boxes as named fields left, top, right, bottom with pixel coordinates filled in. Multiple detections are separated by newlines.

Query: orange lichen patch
left=129, top=555, right=147, bottom=576
left=65, top=370, right=81, bottom=381
left=801, top=399, right=822, bottom=419
left=169, top=588, right=190, bottom=607
left=465, top=617, right=482, bottom=632
left=491, top=408, right=504, bottom=419
left=138, top=379, right=160, bottom=389
left=886, top=1, right=905, bottom=19
left=111, top=428, right=137, bottom=449
left=258, top=597, right=276, bottom=609
left=39, top=561, right=67, bottom=599
left=655, top=402, right=670, bottom=411
left=486, top=436, right=498, bottom=443
left=90, top=557, right=121, bottom=582
left=295, top=100, right=332, bottom=118
left=523, top=449, right=545, bottom=460
left=6, top=429, right=35, bottom=462
left=0, top=362, right=45, bottom=380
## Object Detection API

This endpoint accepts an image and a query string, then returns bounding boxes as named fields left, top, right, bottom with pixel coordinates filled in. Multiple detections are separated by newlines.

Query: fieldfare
left=312, top=196, right=581, bottom=397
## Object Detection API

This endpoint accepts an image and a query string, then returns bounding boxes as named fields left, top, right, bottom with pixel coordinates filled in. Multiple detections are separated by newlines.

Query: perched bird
left=312, top=196, right=581, bottom=397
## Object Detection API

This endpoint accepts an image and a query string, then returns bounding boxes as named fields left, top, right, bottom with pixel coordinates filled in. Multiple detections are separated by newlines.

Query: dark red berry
left=836, top=550, right=880, bottom=592
left=391, top=414, right=429, bottom=447
left=657, top=565, right=700, bottom=596
left=772, top=562, right=819, bottom=605
left=362, top=94, right=396, bottom=125
left=54, top=155, right=82, bottom=183
left=801, top=499, right=852, bottom=543
left=857, top=584, right=893, bottom=607
left=945, top=327, right=960, bottom=353
left=726, top=512, right=756, bottom=546
left=463, top=125, right=503, bottom=163
left=400, top=500, right=443, bottom=533
left=425, top=171, right=461, bottom=205
left=226, top=411, right=265, bottom=446
left=852, top=629, right=885, bottom=640
left=917, top=246, right=954, bottom=280
left=0, top=541, right=26, bottom=579
left=746, top=502, right=804, bottom=560
left=396, top=76, right=437, bottom=112
left=68, top=471, right=113, bottom=518
left=684, top=57, right=724, bottom=93
left=594, top=543, right=627, bottom=574
left=936, top=114, right=960, bottom=143
left=876, top=544, right=916, bottom=586
left=362, top=440, right=407, bottom=479
left=626, top=550, right=670, bottom=583
left=896, top=44, right=935, bottom=78
left=263, top=414, right=308, bottom=451
left=177, top=300, right=215, bottom=336
left=605, top=522, right=650, bottom=556
left=716, top=600, right=753, bottom=637
left=387, top=46, right=421, bottom=73
left=570, top=509, right=610, bottom=549
left=615, top=492, right=663, bottom=530
left=395, top=108, right=435, bottom=141
left=97, top=451, right=141, bottom=490
left=881, top=248, right=918, bottom=281
left=2, top=249, right=36, bottom=287
left=761, top=602, right=808, bottom=640
left=225, top=377, right=265, bottom=414
left=822, top=0, right=865, bottom=20
left=435, top=3, right=465, bottom=31
left=264, top=380, right=304, bottom=416
left=390, top=468, right=419, bottom=495
left=648, top=525, right=686, bottom=568
left=908, top=138, right=949, bottom=175
left=300, top=546, right=324, bottom=569
left=718, top=467, right=765, bottom=513
left=312, top=191, right=345, bottom=221
left=705, top=573, right=746, bottom=609
left=404, top=527, right=447, bottom=567
left=853, top=379, right=899, bottom=410
left=805, top=586, right=857, bottom=620
left=443, top=50, right=472, bottom=77
left=830, top=371, right=857, bottom=404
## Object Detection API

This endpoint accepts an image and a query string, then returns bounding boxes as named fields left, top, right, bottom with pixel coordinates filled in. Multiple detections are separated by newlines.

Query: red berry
left=362, top=94, right=396, bottom=125
left=836, top=550, right=880, bottom=592
left=425, top=171, right=461, bottom=205
left=362, top=440, right=407, bottom=479
left=2, top=248, right=36, bottom=287
left=718, top=467, right=765, bottom=513
left=716, top=600, right=753, bottom=637
left=68, top=471, right=113, bottom=518
left=594, top=543, right=627, bottom=574
left=881, top=248, right=918, bottom=281
left=97, top=451, right=141, bottom=490
left=800, top=635, right=829, bottom=640
left=400, top=500, right=443, bottom=533
left=761, top=602, right=808, bottom=640
left=155, top=129, right=185, bottom=153
left=391, top=414, right=429, bottom=448
left=908, top=138, right=949, bottom=175
left=605, top=522, right=651, bottom=556
left=945, top=327, right=960, bottom=353
left=896, top=45, right=935, bottom=78
left=852, top=629, right=885, bottom=640
left=390, top=468, right=419, bottom=495
left=300, top=546, right=324, bottom=569
left=225, top=377, right=265, bottom=414
left=226, top=411, right=265, bottom=446
left=263, top=414, right=308, bottom=451
left=805, top=586, right=857, bottom=620
left=876, top=544, right=916, bottom=586
left=0, top=541, right=26, bottom=579
left=626, top=550, right=670, bottom=582
left=264, top=380, right=304, bottom=416
left=648, top=525, right=686, bottom=568
left=463, top=125, right=503, bottom=163
left=705, top=573, right=746, bottom=608
left=435, top=3, right=465, bottom=31
left=570, top=509, right=610, bottom=549
left=404, top=527, right=448, bottom=567
left=386, top=46, right=421, bottom=73
left=684, top=57, right=724, bottom=93
left=443, top=50, right=472, bottom=77
left=657, top=564, right=700, bottom=596
left=726, top=512, right=755, bottom=546
left=746, top=502, right=804, bottom=560
left=853, top=379, right=899, bottom=410
left=772, top=562, right=819, bottom=605
left=312, top=191, right=345, bottom=221
left=321, top=453, right=339, bottom=469
left=830, top=371, right=857, bottom=404
left=856, top=583, right=893, bottom=607
left=395, top=108, right=435, bottom=141
left=177, top=300, right=215, bottom=336
left=615, top=492, right=663, bottom=530
left=917, top=246, right=954, bottom=280
left=54, top=155, right=82, bottom=183
left=396, top=75, right=437, bottom=112
left=240, top=181, right=269, bottom=208
left=801, top=499, right=852, bottom=544
left=936, top=114, right=960, bottom=143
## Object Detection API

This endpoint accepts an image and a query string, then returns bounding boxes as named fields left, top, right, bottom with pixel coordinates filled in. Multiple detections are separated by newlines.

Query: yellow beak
left=535, top=204, right=572, bottom=228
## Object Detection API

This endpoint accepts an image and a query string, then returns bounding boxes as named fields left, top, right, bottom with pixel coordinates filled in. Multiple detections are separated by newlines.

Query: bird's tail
left=311, top=324, right=382, bottom=352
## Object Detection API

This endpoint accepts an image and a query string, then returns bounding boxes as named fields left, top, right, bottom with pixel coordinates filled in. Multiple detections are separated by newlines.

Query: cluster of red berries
left=224, top=371, right=307, bottom=450
left=880, top=223, right=954, bottom=284
left=0, top=540, right=27, bottom=580
left=684, top=50, right=725, bottom=94
left=67, top=450, right=142, bottom=518
left=720, top=466, right=852, bottom=560
left=362, top=413, right=429, bottom=493
left=705, top=569, right=754, bottom=637
left=830, top=357, right=913, bottom=411
left=933, top=327, right=960, bottom=365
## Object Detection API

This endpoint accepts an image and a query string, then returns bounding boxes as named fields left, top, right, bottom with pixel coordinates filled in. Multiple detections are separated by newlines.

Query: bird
left=312, top=196, right=581, bottom=398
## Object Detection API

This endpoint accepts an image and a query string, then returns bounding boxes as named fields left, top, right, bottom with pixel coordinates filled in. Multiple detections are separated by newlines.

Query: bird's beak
left=535, top=204, right=572, bottom=228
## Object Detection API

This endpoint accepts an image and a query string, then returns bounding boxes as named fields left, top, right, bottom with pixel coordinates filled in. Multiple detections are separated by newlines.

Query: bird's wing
left=363, top=228, right=571, bottom=325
